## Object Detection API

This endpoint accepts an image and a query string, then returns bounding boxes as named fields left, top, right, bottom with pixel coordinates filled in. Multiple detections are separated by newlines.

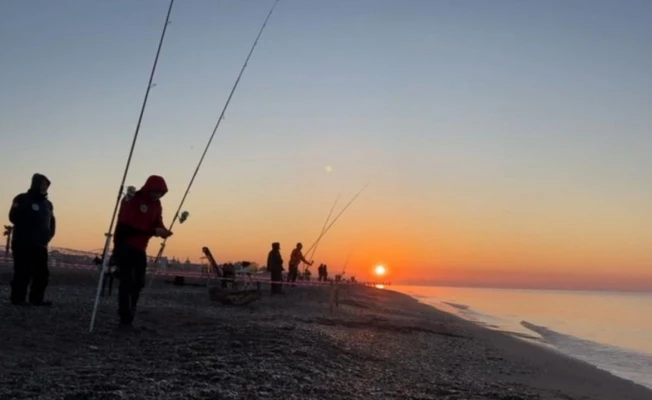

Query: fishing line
left=88, top=0, right=175, bottom=333
left=341, top=247, right=354, bottom=276
left=302, top=181, right=371, bottom=258
left=147, top=0, right=280, bottom=284
left=303, top=191, right=342, bottom=272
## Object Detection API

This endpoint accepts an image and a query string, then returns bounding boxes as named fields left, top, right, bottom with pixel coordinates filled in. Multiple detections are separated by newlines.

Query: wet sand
left=1, top=266, right=650, bottom=400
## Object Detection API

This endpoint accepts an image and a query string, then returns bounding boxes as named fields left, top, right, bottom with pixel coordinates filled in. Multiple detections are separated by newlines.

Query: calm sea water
left=392, top=285, right=652, bottom=390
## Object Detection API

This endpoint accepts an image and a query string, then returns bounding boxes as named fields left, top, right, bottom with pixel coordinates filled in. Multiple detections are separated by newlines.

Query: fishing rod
left=147, top=0, right=280, bottom=285
left=302, top=181, right=371, bottom=257
left=88, top=0, right=175, bottom=333
left=303, top=191, right=342, bottom=272
left=341, top=248, right=354, bottom=277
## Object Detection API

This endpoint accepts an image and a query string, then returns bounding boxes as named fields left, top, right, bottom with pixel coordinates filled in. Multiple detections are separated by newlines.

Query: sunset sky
left=1, top=1, right=650, bottom=289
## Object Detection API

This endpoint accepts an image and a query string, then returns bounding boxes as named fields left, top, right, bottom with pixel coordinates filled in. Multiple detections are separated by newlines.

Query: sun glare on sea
left=374, top=265, right=386, bottom=276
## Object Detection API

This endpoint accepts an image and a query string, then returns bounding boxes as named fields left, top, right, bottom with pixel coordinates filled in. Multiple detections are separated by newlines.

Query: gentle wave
left=441, top=301, right=470, bottom=310
left=521, top=321, right=652, bottom=389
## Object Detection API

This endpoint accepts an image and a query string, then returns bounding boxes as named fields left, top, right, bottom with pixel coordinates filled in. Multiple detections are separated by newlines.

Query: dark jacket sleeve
left=50, top=215, right=56, bottom=240
left=48, top=200, right=56, bottom=240
left=8, top=194, right=27, bottom=225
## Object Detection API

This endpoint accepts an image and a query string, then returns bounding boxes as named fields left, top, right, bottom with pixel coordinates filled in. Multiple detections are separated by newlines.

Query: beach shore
left=0, top=267, right=650, bottom=400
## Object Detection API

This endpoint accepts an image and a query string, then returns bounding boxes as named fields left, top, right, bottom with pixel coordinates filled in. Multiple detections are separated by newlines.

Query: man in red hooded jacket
left=112, top=175, right=172, bottom=327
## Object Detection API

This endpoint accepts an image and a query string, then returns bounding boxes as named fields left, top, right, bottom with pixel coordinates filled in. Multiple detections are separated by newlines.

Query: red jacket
left=113, top=175, right=168, bottom=252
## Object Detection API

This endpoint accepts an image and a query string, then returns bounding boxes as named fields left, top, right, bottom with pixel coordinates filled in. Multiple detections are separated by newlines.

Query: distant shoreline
left=394, top=282, right=652, bottom=295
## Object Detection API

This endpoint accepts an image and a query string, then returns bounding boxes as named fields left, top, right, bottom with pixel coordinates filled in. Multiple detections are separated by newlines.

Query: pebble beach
left=1, top=267, right=651, bottom=400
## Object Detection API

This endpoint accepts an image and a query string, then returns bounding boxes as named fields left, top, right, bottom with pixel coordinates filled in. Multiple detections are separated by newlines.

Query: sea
left=392, top=285, right=652, bottom=390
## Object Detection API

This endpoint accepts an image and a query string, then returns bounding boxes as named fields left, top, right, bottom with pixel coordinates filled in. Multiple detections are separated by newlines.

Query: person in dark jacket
left=112, top=175, right=172, bottom=327
left=8, top=173, right=56, bottom=306
left=267, top=242, right=284, bottom=295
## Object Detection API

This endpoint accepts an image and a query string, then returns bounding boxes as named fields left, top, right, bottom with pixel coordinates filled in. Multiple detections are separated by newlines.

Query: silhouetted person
left=112, top=175, right=172, bottom=328
left=8, top=173, right=56, bottom=306
left=3, top=225, right=13, bottom=257
left=267, top=242, right=283, bottom=294
left=288, top=242, right=312, bottom=285
left=318, top=264, right=329, bottom=281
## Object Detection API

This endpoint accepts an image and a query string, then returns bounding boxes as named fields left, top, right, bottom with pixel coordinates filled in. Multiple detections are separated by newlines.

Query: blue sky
left=0, top=0, right=650, bottom=283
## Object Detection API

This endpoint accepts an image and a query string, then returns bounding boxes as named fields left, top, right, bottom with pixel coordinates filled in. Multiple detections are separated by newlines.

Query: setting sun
left=374, top=265, right=387, bottom=276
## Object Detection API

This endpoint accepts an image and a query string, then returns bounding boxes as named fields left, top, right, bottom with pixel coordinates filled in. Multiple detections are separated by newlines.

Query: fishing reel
left=124, top=186, right=137, bottom=200
left=179, top=211, right=190, bottom=224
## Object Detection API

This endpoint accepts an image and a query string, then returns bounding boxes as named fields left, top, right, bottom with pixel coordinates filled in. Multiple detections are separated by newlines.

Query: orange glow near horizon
left=3, top=163, right=650, bottom=293
left=40, top=202, right=652, bottom=292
